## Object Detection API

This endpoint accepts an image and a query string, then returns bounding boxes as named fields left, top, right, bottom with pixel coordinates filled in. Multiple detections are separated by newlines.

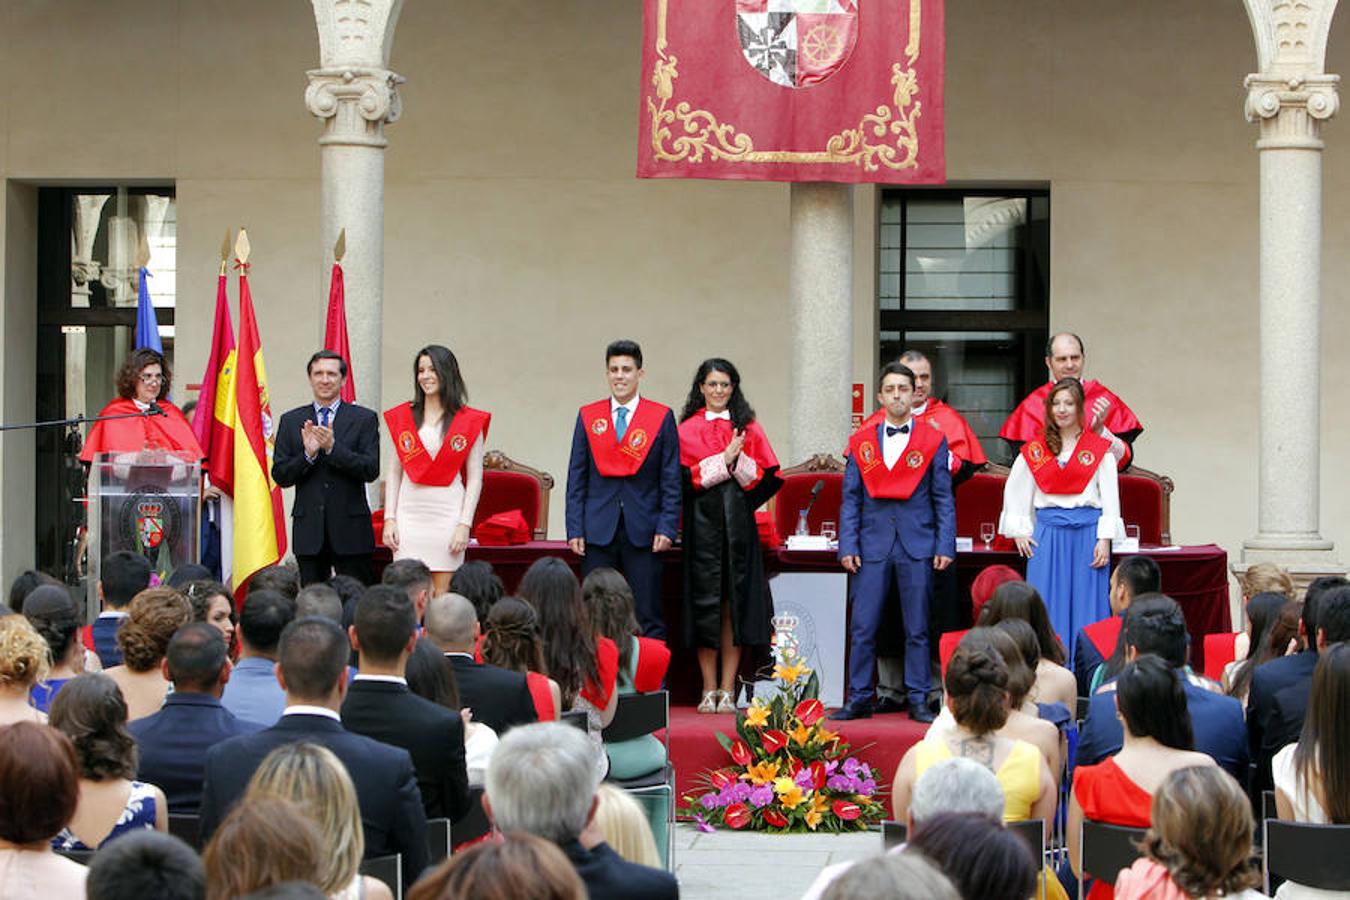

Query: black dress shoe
left=871, top=696, right=908, bottom=715
left=908, top=701, right=936, bottom=724
left=828, top=702, right=873, bottom=721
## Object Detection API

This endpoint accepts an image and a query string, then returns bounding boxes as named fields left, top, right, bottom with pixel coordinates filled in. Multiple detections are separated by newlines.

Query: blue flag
left=134, top=267, right=163, bottom=353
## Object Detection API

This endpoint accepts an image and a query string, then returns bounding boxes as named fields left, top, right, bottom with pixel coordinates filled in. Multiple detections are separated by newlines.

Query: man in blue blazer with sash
left=833, top=362, right=955, bottom=722
left=566, top=339, right=681, bottom=639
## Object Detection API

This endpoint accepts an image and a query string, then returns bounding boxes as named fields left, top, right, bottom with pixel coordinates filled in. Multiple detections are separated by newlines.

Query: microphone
left=795, top=479, right=826, bottom=538
left=147, top=401, right=165, bottom=417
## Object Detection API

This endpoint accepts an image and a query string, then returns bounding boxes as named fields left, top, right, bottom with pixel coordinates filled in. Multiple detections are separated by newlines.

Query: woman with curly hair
left=482, top=597, right=560, bottom=721
left=0, top=615, right=51, bottom=724
left=182, top=580, right=237, bottom=657
left=48, top=673, right=167, bottom=850
left=23, top=584, right=87, bottom=713
left=78, top=347, right=202, bottom=463
left=104, top=587, right=192, bottom=720
left=1113, top=765, right=1263, bottom=899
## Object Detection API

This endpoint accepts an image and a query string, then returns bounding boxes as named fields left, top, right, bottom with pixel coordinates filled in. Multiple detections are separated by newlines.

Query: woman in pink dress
left=383, top=345, right=490, bottom=594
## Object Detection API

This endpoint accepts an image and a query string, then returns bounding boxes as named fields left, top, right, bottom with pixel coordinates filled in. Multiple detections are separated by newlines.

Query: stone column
left=1240, top=0, right=1343, bottom=580
left=787, top=183, right=854, bottom=463
left=306, top=0, right=404, bottom=416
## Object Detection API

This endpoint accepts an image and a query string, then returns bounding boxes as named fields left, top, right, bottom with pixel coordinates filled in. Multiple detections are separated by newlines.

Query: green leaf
left=714, top=731, right=733, bottom=753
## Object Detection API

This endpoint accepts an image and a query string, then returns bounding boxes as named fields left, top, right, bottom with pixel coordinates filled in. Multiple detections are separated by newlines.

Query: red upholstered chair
left=954, top=465, right=1010, bottom=542
left=1203, top=632, right=1241, bottom=682
left=472, top=450, right=554, bottom=541
left=1118, top=466, right=1174, bottom=546
left=769, top=454, right=845, bottom=542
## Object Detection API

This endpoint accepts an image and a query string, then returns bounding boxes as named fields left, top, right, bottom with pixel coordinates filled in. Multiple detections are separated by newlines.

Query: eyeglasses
left=139, top=373, right=165, bottom=384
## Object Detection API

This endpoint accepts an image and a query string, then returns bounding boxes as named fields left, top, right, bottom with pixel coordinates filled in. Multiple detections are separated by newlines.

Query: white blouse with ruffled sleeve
left=998, top=443, right=1123, bottom=541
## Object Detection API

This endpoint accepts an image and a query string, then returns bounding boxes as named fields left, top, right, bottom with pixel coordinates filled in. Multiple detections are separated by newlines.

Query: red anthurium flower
left=724, top=803, right=751, bottom=829
left=788, top=757, right=803, bottom=777
left=832, top=799, right=862, bottom=821
left=761, top=730, right=788, bottom=755
left=730, top=740, right=752, bottom=766
left=710, top=769, right=735, bottom=790
left=795, top=698, right=825, bottom=726
left=810, top=760, right=827, bottom=790
left=762, top=809, right=789, bottom=828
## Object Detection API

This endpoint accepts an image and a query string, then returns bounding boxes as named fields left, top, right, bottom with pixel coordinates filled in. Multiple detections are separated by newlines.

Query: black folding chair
left=1079, top=820, right=1147, bottom=900
left=881, top=819, right=906, bottom=850
left=451, top=785, right=493, bottom=848
left=358, top=854, right=403, bottom=900
left=425, top=817, right=452, bottom=865
left=561, top=709, right=588, bottom=731
left=55, top=847, right=95, bottom=865
left=1264, top=819, right=1350, bottom=894
left=602, top=690, right=675, bottom=870
left=168, top=813, right=201, bottom=850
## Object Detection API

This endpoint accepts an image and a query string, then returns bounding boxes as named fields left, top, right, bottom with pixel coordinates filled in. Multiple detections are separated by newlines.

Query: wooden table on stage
left=390, top=541, right=1230, bottom=703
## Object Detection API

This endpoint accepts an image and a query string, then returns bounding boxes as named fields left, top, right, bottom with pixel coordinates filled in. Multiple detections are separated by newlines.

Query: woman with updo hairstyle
left=49, top=673, right=166, bottom=850
left=23, top=584, right=86, bottom=713
left=0, top=615, right=50, bottom=724
left=202, top=796, right=325, bottom=900
left=0, top=722, right=88, bottom=896
left=105, top=587, right=192, bottom=720
left=1113, top=766, right=1264, bottom=900
left=978, top=580, right=1077, bottom=709
left=7, top=569, right=59, bottom=615
left=482, top=596, right=561, bottom=721
left=78, top=347, right=203, bottom=464
left=407, top=831, right=586, bottom=900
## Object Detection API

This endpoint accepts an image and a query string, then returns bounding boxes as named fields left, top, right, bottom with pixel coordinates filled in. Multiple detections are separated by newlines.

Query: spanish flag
left=193, top=268, right=237, bottom=494
left=231, top=252, right=286, bottom=590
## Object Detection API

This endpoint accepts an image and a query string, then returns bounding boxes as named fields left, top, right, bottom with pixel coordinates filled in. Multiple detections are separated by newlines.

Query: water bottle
left=795, top=508, right=811, bottom=537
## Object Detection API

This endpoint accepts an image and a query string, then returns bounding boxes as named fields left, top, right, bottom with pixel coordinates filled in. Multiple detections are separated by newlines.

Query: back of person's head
left=238, top=589, right=297, bottom=657
left=482, top=596, right=545, bottom=674
left=49, top=672, right=137, bottom=780
left=909, top=757, right=1004, bottom=828
left=969, top=566, right=1020, bottom=622
left=486, top=722, right=599, bottom=844
left=978, top=581, right=1065, bottom=665
left=1269, top=599, right=1305, bottom=656
left=166, top=564, right=213, bottom=589
left=993, top=618, right=1041, bottom=672
left=960, top=626, right=1033, bottom=708
left=905, top=813, right=1038, bottom=900
left=101, top=552, right=153, bottom=609
left=581, top=567, right=639, bottom=676
left=1227, top=591, right=1291, bottom=700
left=23, top=583, right=83, bottom=665
left=294, top=583, right=343, bottom=623
left=424, top=593, right=478, bottom=651
left=1296, top=642, right=1350, bottom=823
left=407, top=831, right=587, bottom=900
left=1142, top=766, right=1260, bottom=898
left=1302, top=575, right=1350, bottom=639
left=382, top=558, right=433, bottom=605
left=244, top=742, right=364, bottom=895
left=0, top=721, right=79, bottom=843
left=239, top=884, right=327, bottom=900
left=405, top=636, right=461, bottom=710
left=0, top=613, right=51, bottom=689
left=248, top=565, right=300, bottom=600
left=202, top=796, right=324, bottom=900
left=1114, top=555, right=1162, bottom=601
left=518, top=557, right=596, bottom=707
left=944, top=637, right=1011, bottom=735
left=8, top=568, right=59, bottom=614
left=86, top=830, right=206, bottom=900
left=325, top=574, right=365, bottom=614
left=354, top=584, right=416, bottom=666
left=822, top=851, right=960, bottom=900
left=277, top=617, right=349, bottom=702
left=1117, top=654, right=1193, bottom=750
left=1122, top=593, right=1188, bottom=668
left=118, top=587, right=193, bottom=672
left=450, top=561, right=504, bottom=622
left=1240, top=561, right=1294, bottom=601
left=1316, top=584, right=1350, bottom=645
left=591, top=783, right=660, bottom=867
left=166, top=622, right=228, bottom=692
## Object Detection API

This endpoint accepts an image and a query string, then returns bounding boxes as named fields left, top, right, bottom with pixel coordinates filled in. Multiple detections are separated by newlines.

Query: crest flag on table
left=638, top=0, right=945, bottom=183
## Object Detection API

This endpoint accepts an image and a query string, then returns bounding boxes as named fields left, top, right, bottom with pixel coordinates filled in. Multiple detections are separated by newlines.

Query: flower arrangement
left=683, top=617, right=887, bottom=833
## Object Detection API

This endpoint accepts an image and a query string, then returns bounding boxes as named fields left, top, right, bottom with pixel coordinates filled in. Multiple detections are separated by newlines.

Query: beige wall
left=2, top=1, right=1348, bottom=582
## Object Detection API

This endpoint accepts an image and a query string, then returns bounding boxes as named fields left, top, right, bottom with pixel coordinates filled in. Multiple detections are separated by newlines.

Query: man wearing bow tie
left=832, top=362, right=955, bottom=722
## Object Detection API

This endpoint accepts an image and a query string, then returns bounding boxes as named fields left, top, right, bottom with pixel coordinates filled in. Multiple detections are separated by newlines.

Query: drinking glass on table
left=821, top=520, right=837, bottom=542
left=1126, top=524, right=1141, bottom=545
left=979, top=522, right=995, bottom=550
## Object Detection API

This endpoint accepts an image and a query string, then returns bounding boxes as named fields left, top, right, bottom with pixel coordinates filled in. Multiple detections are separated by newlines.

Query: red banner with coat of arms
left=638, top=0, right=945, bottom=184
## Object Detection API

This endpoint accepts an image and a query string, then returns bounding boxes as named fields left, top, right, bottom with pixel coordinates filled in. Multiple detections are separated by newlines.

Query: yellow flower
left=815, top=725, right=840, bottom=745
left=811, top=793, right=830, bottom=813
left=772, top=777, right=805, bottom=810
left=747, top=760, right=780, bottom=785
left=773, top=662, right=810, bottom=684
left=790, top=721, right=813, bottom=745
left=805, top=808, right=823, bottom=830
left=744, top=702, right=770, bottom=728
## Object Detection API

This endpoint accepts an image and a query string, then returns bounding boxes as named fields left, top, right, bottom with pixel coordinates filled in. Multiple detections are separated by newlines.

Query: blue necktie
left=615, top=406, right=629, bottom=440
left=319, top=406, right=330, bottom=428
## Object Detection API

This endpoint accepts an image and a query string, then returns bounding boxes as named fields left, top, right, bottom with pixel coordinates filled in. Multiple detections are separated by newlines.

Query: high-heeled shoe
left=698, top=690, right=718, bottom=714
left=716, top=689, right=737, bottom=714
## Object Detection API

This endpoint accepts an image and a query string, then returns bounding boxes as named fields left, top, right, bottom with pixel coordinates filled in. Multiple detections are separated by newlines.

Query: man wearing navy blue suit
left=566, top=340, right=681, bottom=639
left=833, top=362, right=955, bottom=722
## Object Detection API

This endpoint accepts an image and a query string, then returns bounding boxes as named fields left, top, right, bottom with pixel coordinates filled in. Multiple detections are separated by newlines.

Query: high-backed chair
left=770, top=454, right=845, bottom=541
left=473, top=450, right=554, bottom=540
left=954, top=464, right=1010, bottom=539
left=1079, top=820, right=1147, bottom=899
left=1117, top=465, right=1174, bottom=546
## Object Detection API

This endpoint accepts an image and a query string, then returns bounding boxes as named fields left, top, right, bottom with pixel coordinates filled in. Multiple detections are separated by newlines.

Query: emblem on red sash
left=591, top=418, right=609, bottom=436
left=383, top=402, right=491, bottom=487
left=858, top=441, right=876, bottom=466
left=1020, top=431, right=1112, bottom=496
left=1077, top=449, right=1095, bottom=467
left=905, top=449, right=924, bottom=469
left=581, top=399, right=671, bottom=477
left=846, top=419, right=945, bottom=500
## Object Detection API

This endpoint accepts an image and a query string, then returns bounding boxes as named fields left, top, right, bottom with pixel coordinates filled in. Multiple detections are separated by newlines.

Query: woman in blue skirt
left=999, top=378, right=1122, bottom=657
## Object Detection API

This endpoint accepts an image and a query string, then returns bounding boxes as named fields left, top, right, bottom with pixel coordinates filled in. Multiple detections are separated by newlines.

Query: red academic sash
left=633, top=636, right=672, bottom=693
left=678, top=411, right=780, bottom=491
left=581, top=398, right=669, bottom=477
left=847, top=418, right=945, bottom=500
left=1020, top=431, right=1113, bottom=496
left=383, top=403, right=490, bottom=487
left=79, top=398, right=204, bottom=463
left=580, top=636, right=620, bottom=710
left=1083, top=615, right=1123, bottom=661
left=1000, top=380, right=1143, bottom=443
left=858, top=400, right=986, bottom=466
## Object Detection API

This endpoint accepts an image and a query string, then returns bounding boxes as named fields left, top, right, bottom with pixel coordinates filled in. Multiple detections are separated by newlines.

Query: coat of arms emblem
left=736, top=0, right=859, bottom=89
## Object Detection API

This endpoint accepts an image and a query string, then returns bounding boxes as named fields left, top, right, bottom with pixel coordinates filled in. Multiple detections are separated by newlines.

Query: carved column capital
left=305, top=67, right=405, bottom=147
left=1245, top=73, right=1340, bottom=148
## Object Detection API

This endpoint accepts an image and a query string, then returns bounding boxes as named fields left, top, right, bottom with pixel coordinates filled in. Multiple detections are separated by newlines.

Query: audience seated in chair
left=936, top=564, right=1020, bottom=673
left=581, top=783, right=662, bottom=869
left=483, top=722, right=677, bottom=900
left=1224, top=592, right=1299, bottom=706
left=1074, top=556, right=1161, bottom=696
left=220, top=590, right=296, bottom=727
left=85, top=830, right=206, bottom=900
left=408, top=831, right=586, bottom=900
left=0, top=614, right=51, bottom=725
left=449, top=561, right=505, bottom=623
left=24, top=585, right=88, bottom=714
left=819, top=851, right=960, bottom=900
left=104, top=588, right=193, bottom=722
left=129, top=623, right=262, bottom=814
left=906, top=812, right=1039, bottom=900
left=201, top=796, right=325, bottom=900
left=90, top=553, right=152, bottom=668
left=0, top=721, right=89, bottom=898
left=425, top=592, right=537, bottom=736
left=404, top=634, right=499, bottom=786
left=8, top=568, right=59, bottom=616
left=482, top=596, right=561, bottom=721
left=977, top=581, right=1077, bottom=709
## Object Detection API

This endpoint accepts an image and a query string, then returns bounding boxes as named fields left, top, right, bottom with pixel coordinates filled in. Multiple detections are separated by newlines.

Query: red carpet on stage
left=666, top=705, right=927, bottom=816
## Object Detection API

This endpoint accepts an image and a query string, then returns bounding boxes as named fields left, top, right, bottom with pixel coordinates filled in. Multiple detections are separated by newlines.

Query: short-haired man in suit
left=341, top=585, right=469, bottom=823
left=219, top=589, right=295, bottom=727
left=485, top=722, right=678, bottom=900
left=424, top=592, right=536, bottom=735
left=1072, top=554, right=1161, bottom=695
left=566, top=339, right=681, bottom=640
left=90, top=551, right=152, bottom=667
left=199, top=617, right=429, bottom=890
left=130, top=623, right=261, bottom=814
left=272, top=350, right=380, bottom=586
left=381, top=558, right=434, bottom=624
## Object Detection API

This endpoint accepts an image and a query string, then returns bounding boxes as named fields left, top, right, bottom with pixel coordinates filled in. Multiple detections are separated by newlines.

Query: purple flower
left=826, top=775, right=852, bottom=792
left=824, top=760, right=840, bottom=775
left=860, top=763, right=872, bottom=779
left=794, top=768, right=815, bottom=789
left=842, top=758, right=861, bottom=776
left=694, top=814, right=716, bottom=834
left=700, top=793, right=720, bottom=810
left=749, top=785, right=774, bottom=808
left=859, top=778, right=877, bottom=796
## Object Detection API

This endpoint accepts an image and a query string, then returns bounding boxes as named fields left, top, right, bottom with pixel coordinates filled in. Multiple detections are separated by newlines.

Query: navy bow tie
left=886, top=424, right=910, bottom=437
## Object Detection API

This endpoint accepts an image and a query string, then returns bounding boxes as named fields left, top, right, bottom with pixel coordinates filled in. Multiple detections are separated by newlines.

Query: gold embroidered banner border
left=646, top=0, right=925, bottom=172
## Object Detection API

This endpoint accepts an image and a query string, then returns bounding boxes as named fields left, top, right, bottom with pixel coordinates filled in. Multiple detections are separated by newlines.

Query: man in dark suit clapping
left=198, top=616, right=429, bottom=890
left=272, top=350, right=379, bottom=586
left=425, top=592, right=537, bottom=735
